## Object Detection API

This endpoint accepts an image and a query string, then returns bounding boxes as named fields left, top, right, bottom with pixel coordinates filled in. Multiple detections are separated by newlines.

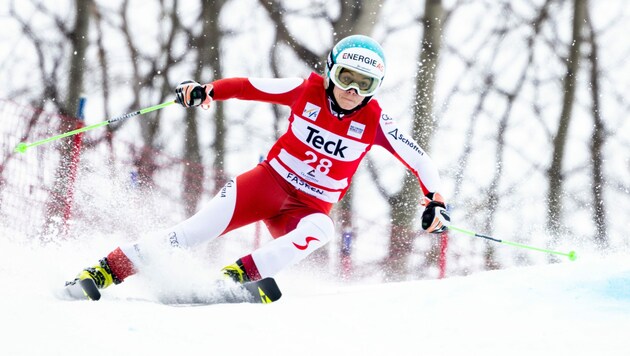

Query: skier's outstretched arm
left=373, top=113, right=450, bottom=233
left=175, top=77, right=307, bottom=109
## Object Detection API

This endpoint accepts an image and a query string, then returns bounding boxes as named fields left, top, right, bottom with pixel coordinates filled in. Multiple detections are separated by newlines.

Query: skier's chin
left=338, top=98, right=361, bottom=110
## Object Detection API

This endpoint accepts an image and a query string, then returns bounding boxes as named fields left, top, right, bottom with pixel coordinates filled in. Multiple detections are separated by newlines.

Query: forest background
left=1, top=0, right=628, bottom=282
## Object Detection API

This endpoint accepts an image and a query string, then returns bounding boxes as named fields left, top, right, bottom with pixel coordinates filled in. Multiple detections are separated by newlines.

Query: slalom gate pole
left=447, top=224, right=577, bottom=261
left=14, top=100, right=176, bottom=153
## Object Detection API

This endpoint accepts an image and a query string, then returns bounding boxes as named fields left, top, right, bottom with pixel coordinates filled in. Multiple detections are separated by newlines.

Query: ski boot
left=219, top=259, right=281, bottom=304
left=221, top=259, right=250, bottom=284
left=65, top=258, right=120, bottom=301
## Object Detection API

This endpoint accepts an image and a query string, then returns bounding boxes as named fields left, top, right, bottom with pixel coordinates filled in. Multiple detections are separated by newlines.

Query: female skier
left=67, top=35, right=450, bottom=300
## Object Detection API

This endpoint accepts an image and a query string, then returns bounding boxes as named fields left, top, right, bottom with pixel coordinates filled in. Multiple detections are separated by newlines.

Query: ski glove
left=421, top=193, right=450, bottom=234
left=175, top=81, right=213, bottom=109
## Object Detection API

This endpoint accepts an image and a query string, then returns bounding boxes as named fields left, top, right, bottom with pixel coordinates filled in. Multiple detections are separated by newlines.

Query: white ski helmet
left=325, top=35, right=386, bottom=97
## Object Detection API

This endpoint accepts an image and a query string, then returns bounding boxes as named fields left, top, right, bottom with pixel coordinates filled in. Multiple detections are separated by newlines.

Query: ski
left=238, top=277, right=282, bottom=304
left=163, top=278, right=282, bottom=305
left=63, top=278, right=102, bottom=301
left=61, top=277, right=282, bottom=305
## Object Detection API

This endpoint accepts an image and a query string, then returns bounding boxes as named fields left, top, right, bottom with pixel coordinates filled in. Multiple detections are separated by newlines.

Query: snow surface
left=1, top=234, right=629, bottom=356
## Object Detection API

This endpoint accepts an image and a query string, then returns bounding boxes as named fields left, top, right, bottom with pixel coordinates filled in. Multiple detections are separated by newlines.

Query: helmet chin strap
left=325, top=81, right=371, bottom=120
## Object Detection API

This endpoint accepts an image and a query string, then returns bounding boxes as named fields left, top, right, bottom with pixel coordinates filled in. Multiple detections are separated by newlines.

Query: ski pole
left=447, top=224, right=577, bottom=261
left=14, top=100, right=176, bottom=153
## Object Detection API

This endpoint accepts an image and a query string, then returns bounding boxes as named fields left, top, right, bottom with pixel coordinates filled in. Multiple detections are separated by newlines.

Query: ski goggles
left=329, top=64, right=381, bottom=96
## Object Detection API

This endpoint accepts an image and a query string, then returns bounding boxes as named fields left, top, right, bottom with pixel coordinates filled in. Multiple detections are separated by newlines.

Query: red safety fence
left=0, top=99, right=213, bottom=239
left=1, top=100, right=61, bottom=237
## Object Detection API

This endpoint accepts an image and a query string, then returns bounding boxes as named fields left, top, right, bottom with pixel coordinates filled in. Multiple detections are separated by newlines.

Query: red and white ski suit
left=109, top=73, right=442, bottom=282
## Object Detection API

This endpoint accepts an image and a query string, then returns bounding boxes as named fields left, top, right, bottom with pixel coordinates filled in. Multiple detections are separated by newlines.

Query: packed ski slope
left=1, top=234, right=629, bottom=356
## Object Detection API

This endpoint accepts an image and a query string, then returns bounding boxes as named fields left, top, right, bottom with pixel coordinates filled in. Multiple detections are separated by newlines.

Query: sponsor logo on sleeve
left=380, top=113, right=394, bottom=126
left=387, top=128, right=424, bottom=156
left=303, top=102, right=321, bottom=121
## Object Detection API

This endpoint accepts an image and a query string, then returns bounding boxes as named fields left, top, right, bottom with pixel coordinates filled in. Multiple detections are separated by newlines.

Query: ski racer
left=67, top=35, right=451, bottom=299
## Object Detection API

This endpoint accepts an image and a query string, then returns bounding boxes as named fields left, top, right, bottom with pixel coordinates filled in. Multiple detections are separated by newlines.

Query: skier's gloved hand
left=175, top=81, right=213, bottom=109
left=421, top=192, right=450, bottom=233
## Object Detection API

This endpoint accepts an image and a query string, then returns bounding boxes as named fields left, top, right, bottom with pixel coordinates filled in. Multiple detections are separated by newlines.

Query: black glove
left=421, top=194, right=450, bottom=233
left=175, top=80, right=209, bottom=108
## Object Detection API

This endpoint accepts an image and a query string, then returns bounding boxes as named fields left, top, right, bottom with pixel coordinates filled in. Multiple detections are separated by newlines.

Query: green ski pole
left=15, top=100, right=176, bottom=153
left=447, top=225, right=577, bottom=261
